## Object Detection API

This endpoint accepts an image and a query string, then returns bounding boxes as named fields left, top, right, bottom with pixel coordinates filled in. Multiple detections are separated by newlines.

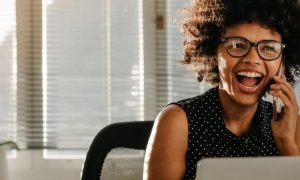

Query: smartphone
left=272, top=61, right=284, bottom=121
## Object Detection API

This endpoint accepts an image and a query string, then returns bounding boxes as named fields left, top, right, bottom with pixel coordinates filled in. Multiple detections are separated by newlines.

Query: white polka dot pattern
left=170, top=87, right=279, bottom=180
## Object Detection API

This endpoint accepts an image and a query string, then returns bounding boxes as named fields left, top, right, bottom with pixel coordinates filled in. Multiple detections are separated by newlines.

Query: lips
left=235, top=71, right=264, bottom=93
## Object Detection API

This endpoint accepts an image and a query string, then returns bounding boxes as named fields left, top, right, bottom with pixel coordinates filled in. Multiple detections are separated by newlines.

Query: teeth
left=237, top=71, right=262, bottom=78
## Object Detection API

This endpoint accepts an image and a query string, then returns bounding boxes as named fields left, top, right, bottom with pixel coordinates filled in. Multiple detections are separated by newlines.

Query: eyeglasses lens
left=223, top=37, right=284, bottom=61
left=258, top=41, right=282, bottom=60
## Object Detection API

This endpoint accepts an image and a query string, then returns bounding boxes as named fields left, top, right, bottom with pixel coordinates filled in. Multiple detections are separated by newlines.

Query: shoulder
left=154, top=104, right=188, bottom=137
left=144, top=104, right=188, bottom=179
left=148, top=104, right=189, bottom=155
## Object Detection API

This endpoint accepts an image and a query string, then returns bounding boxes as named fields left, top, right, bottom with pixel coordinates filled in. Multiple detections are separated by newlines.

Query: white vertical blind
left=0, top=0, right=153, bottom=157
left=43, top=0, right=145, bottom=157
left=43, top=0, right=108, bottom=155
left=0, top=0, right=220, bottom=158
left=155, top=0, right=214, bottom=114
left=16, top=0, right=43, bottom=149
left=109, top=0, right=144, bottom=123
left=166, top=0, right=203, bottom=102
left=0, top=1, right=17, bottom=145
left=155, top=0, right=168, bottom=110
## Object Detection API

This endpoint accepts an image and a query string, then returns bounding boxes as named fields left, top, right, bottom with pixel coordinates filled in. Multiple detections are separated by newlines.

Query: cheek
left=217, top=52, right=236, bottom=78
left=217, top=47, right=229, bottom=76
left=265, top=61, right=281, bottom=80
left=218, top=55, right=227, bottom=74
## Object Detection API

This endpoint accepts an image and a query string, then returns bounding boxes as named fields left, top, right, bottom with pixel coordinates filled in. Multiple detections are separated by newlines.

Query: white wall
left=8, top=150, right=84, bottom=180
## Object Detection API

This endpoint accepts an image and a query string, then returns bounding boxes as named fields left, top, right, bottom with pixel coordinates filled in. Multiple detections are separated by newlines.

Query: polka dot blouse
left=171, top=86, right=279, bottom=180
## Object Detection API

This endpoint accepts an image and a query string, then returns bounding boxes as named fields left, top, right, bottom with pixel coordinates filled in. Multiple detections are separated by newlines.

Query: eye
left=259, top=41, right=281, bottom=53
left=261, top=46, right=275, bottom=51
left=222, top=37, right=250, bottom=56
left=225, top=41, right=247, bottom=50
left=260, top=44, right=279, bottom=53
left=234, top=42, right=247, bottom=49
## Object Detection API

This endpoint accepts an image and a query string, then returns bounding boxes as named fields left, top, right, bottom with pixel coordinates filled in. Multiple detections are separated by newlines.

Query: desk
left=0, top=150, right=9, bottom=180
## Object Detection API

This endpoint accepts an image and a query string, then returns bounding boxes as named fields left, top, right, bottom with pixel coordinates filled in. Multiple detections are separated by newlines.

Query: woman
left=143, top=0, right=300, bottom=179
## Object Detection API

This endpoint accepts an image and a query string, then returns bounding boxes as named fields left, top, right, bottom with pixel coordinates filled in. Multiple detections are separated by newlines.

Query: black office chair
left=81, top=121, right=154, bottom=180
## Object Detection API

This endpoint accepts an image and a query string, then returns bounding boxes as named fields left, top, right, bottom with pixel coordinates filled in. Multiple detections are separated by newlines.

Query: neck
left=218, top=88, right=258, bottom=136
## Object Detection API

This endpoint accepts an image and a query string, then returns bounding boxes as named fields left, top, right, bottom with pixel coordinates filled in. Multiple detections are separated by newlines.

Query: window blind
left=1, top=0, right=155, bottom=158
left=16, top=0, right=43, bottom=149
left=0, top=1, right=17, bottom=145
left=156, top=0, right=202, bottom=107
left=43, top=0, right=146, bottom=158
left=155, top=0, right=168, bottom=111
left=0, top=0, right=208, bottom=157
left=0, top=0, right=231, bottom=158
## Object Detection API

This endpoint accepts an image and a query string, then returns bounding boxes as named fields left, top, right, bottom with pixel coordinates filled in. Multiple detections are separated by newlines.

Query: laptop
left=195, top=156, right=300, bottom=180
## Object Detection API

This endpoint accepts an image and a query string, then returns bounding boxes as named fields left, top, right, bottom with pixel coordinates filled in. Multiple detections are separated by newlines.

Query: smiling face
left=217, top=22, right=283, bottom=107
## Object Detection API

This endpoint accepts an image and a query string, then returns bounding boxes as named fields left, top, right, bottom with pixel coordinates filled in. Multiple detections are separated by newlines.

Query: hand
left=269, top=75, right=299, bottom=155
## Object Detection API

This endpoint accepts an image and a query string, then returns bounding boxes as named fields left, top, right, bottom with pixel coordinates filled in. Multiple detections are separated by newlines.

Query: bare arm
left=270, top=76, right=299, bottom=155
left=143, top=105, right=188, bottom=180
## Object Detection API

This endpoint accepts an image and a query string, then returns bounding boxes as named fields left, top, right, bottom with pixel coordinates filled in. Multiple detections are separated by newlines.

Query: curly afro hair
left=181, top=0, right=300, bottom=86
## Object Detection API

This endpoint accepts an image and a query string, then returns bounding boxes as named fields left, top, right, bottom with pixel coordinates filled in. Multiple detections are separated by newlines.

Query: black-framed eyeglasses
left=222, top=36, right=286, bottom=61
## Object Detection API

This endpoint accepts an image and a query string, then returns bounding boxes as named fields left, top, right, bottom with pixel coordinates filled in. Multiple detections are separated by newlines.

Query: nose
left=242, top=46, right=262, bottom=65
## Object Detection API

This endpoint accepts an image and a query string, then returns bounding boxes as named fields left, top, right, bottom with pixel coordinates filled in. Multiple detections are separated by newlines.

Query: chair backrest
left=80, top=121, right=154, bottom=180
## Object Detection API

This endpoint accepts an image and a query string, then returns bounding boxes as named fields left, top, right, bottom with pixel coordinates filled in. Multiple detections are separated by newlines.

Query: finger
left=273, top=76, right=293, bottom=92
left=270, top=91, right=298, bottom=124
left=269, top=89, right=293, bottom=109
left=270, top=78, right=297, bottom=103
left=270, top=84, right=296, bottom=103
left=269, top=90, right=299, bottom=122
left=272, top=96, right=283, bottom=121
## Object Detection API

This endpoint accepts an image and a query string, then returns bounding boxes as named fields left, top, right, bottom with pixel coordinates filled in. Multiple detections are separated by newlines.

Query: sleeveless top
left=171, top=87, right=279, bottom=180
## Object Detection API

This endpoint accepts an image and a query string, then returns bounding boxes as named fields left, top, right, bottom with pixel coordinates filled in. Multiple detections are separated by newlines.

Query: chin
left=221, top=87, right=260, bottom=107
left=232, top=92, right=261, bottom=107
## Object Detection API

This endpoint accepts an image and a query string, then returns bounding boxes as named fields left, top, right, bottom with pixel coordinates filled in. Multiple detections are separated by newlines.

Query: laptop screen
left=195, top=157, right=300, bottom=180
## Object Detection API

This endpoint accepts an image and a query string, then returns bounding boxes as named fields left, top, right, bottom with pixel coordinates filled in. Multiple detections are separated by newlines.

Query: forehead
left=223, top=22, right=282, bottom=42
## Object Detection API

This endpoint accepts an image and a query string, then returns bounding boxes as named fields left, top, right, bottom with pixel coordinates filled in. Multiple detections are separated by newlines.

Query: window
left=0, top=0, right=17, bottom=147
left=43, top=0, right=150, bottom=158
left=1, top=0, right=210, bottom=159
left=165, top=0, right=203, bottom=101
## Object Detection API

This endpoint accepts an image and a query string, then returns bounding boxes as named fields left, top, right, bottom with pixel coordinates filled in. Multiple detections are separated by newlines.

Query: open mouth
left=236, top=71, right=263, bottom=87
